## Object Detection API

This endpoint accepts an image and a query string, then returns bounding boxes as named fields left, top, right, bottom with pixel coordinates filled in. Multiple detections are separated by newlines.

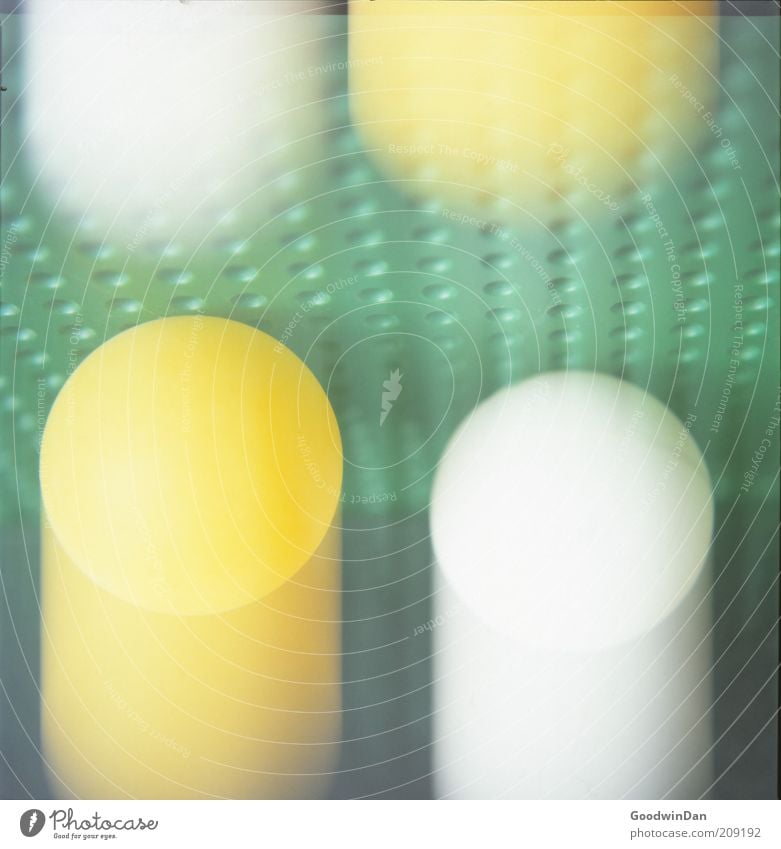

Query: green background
left=1, top=10, right=778, bottom=798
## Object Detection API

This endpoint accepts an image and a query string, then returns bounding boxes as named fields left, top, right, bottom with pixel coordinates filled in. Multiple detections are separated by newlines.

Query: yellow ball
left=349, top=0, right=717, bottom=215
left=40, top=316, right=342, bottom=615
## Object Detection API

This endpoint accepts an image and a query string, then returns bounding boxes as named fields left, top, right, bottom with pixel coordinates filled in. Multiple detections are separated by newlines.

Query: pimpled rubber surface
left=0, top=12, right=778, bottom=798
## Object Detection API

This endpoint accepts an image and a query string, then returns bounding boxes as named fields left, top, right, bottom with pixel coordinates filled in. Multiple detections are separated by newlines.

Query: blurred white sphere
left=431, top=372, right=713, bottom=651
left=24, top=0, right=327, bottom=243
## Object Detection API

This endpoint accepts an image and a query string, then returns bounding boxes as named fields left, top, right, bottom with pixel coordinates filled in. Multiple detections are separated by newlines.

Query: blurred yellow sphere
left=40, top=316, right=342, bottom=615
left=349, top=0, right=717, bottom=216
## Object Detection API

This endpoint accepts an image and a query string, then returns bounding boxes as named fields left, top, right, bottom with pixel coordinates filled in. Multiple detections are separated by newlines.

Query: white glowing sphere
left=25, top=0, right=326, bottom=242
left=431, top=372, right=713, bottom=651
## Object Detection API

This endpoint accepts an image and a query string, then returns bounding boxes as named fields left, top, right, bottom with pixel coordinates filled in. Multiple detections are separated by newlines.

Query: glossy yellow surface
left=40, top=317, right=343, bottom=798
left=349, top=0, right=717, bottom=215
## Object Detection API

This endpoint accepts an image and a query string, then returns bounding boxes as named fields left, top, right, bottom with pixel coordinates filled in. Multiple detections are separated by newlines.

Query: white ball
left=431, top=372, right=713, bottom=651
left=24, top=0, right=326, bottom=243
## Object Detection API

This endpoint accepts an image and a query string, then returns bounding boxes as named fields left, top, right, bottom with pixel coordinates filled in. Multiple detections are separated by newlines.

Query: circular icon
left=19, top=809, right=45, bottom=837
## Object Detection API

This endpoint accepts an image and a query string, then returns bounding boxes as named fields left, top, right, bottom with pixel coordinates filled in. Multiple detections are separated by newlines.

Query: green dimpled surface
left=0, top=13, right=778, bottom=798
